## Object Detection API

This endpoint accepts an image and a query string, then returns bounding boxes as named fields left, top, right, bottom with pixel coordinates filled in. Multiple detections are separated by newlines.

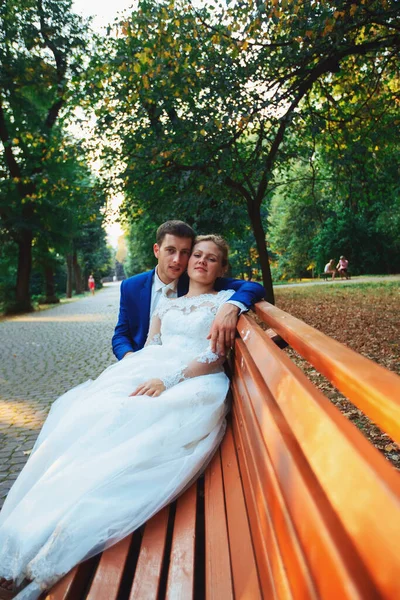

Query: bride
left=0, top=235, right=236, bottom=599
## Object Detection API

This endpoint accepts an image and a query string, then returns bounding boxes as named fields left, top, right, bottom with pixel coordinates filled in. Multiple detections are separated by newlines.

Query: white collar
left=154, top=267, right=178, bottom=293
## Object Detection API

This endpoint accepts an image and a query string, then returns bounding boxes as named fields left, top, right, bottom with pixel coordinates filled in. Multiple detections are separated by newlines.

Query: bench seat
left=45, top=301, right=400, bottom=599
left=43, top=422, right=259, bottom=600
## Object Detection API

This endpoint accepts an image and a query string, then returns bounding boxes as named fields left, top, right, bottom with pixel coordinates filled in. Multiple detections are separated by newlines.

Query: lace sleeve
left=153, top=295, right=171, bottom=319
left=145, top=297, right=174, bottom=346
left=145, top=313, right=162, bottom=347
left=161, top=346, right=225, bottom=389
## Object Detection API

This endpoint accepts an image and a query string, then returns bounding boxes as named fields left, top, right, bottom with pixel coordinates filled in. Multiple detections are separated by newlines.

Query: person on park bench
left=324, top=258, right=337, bottom=279
left=337, top=255, right=350, bottom=279
left=112, top=220, right=265, bottom=360
left=0, top=232, right=264, bottom=600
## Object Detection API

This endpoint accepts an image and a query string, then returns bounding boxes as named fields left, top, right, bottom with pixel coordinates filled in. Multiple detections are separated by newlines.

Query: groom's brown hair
left=156, top=220, right=196, bottom=246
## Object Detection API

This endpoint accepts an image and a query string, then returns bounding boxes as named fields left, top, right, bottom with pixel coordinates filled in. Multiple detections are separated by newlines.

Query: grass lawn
left=274, top=280, right=400, bottom=469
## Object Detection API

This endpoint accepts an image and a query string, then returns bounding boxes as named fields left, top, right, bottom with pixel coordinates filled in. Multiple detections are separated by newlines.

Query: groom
left=112, top=220, right=266, bottom=360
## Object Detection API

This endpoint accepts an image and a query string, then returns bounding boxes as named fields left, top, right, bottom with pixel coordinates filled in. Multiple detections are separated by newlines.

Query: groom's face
left=153, top=234, right=193, bottom=284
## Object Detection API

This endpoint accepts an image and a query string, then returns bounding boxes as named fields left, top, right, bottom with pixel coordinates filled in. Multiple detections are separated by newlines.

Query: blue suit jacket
left=112, top=269, right=265, bottom=360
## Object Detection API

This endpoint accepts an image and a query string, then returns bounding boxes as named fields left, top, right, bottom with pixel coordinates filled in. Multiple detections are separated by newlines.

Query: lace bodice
left=148, top=290, right=235, bottom=360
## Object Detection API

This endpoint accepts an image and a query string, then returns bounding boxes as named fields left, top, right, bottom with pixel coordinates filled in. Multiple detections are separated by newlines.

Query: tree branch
left=0, top=101, right=22, bottom=182
left=37, top=0, right=67, bottom=129
left=223, top=174, right=253, bottom=204
left=255, top=34, right=400, bottom=204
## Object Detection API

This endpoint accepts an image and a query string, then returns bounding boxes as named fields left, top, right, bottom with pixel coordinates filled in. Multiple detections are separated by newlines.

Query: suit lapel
left=140, top=270, right=154, bottom=332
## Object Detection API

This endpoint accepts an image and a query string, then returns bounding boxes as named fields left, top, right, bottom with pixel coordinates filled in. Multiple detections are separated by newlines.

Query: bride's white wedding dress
left=0, top=290, right=233, bottom=600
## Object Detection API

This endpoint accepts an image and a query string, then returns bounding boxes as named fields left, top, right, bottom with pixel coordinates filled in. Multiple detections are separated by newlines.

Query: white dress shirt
left=149, top=267, right=246, bottom=320
left=150, top=268, right=178, bottom=318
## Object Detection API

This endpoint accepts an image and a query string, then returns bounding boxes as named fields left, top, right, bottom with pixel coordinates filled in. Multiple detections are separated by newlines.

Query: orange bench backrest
left=231, top=304, right=400, bottom=599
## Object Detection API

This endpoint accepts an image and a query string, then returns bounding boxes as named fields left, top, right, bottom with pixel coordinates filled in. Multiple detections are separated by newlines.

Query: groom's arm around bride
left=112, top=220, right=265, bottom=361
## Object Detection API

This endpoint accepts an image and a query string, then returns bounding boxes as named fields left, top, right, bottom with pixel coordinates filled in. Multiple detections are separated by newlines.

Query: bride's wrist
left=162, top=371, right=186, bottom=390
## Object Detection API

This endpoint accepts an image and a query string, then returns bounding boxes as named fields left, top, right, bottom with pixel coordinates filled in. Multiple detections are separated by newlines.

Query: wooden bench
left=320, top=271, right=351, bottom=280
left=45, top=301, right=400, bottom=599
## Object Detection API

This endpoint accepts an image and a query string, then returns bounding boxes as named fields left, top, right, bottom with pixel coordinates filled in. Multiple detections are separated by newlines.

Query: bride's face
left=188, top=241, right=225, bottom=284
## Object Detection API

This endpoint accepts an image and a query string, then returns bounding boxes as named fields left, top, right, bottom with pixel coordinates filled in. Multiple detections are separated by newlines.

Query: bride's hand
left=130, top=379, right=166, bottom=397
left=208, top=303, right=239, bottom=355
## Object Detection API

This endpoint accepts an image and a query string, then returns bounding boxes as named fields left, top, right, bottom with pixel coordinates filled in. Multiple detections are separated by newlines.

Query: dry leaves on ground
left=272, top=281, right=400, bottom=469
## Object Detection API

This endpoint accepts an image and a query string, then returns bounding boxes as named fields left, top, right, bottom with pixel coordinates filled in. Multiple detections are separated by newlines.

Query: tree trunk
left=13, top=230, right=33, bottom=313
left=66, top=254, right=73, bottom=298
left=44, top=266, right=59, bottom=304
left=247, top=251, right=253, bottom=281
left=247, top=201, right=275, bottom=304
left=72, top=251, right=83, bottom=294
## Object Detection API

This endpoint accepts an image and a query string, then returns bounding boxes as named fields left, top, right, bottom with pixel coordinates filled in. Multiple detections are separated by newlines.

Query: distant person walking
left=324, top=259, right=337, bottom=280
left=88, top=274, right=95, bottom=295
left=337, top=256, right=350, bottom=279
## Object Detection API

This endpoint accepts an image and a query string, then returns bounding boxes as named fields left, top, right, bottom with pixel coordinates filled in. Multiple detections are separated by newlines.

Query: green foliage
left=312, top=209, right=398, bottom=275
left=0, top=0, right=98, bottom=311
left=269, top=47, right=400, bottom=279
left=76, top=216, right=114, bottom=283
left=124, top=214, right=157, bottom=276
left=269, top=158, right=322, bottom=279
left=31, top=247, right=67, bottom=296
left=0, top=238, right=18, bottom=311
left=228, top=228, right=262, bottom=281
left=2, top=0, right=398, bottom=306
left=90, top=0, right=399, bottom=297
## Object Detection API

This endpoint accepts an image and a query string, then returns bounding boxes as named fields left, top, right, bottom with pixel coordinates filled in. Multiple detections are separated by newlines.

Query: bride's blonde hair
left=193, top=235, right=229, bottom=268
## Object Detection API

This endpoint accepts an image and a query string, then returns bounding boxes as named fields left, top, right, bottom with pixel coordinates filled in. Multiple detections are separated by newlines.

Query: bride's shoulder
left=186, top=290, right=235, bottom=305
left=185, top=290, right=235, bottom=303
left=153, top=295, right=177, bottom=318
left=216, top=289, right=235, bottom=302
left=158, top=291, right=235, bottom=313
left=199, top=289, right=235, bottom=310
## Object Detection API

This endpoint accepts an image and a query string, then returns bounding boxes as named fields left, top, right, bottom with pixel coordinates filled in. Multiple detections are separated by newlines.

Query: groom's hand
left=208, top=303, right=239, bottom=355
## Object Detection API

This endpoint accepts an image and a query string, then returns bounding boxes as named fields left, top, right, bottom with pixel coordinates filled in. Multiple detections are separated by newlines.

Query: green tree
left=0, top=0, right=90, bottom=311
left=269, top=159, right=323, bottom=279
left=91, top=0, right=270, bottom=283
left=92, top=0, right=399, bottom=301
left=75, top=216, right=113, bottom=291
left=269, top=56, right=400, bottom=278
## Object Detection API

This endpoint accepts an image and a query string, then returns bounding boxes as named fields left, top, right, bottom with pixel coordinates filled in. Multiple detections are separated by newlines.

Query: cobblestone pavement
left=0, top=283, right=121, bottom=508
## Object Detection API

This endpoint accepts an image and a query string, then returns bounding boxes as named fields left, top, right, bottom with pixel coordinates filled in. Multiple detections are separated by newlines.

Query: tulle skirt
left=0, top=347, right=229, bottom=599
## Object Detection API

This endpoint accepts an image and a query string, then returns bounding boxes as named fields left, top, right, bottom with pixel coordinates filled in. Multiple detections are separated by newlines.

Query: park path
left=0, top=283, right=121, bottom=508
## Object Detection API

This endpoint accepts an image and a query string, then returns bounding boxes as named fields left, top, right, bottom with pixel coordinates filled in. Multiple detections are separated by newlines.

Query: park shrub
left=312, top=209, right=399, bottom=276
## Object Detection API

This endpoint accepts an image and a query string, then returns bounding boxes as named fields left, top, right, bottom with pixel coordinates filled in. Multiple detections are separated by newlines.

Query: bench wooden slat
left=165, top=483, right=197, bottom=600
left=86, top=534, right=132, bottom=600
left=253, top=302, right=400, bottom=443
left=233, top=344, right=375, bottom=599
left=43, top=567, right=79, bottom=600
left=129, top=507, right=169, bottom=600
left=231, top=401, right=293, bottom=600
left=44, top=559, right=96, bottom=600
left=204, top=446, right=234, bottom=599
left=237, top=318, right=400, bottom=599
left=233, top=385, right=319, bottom=599
left=220, top=426, right=262, bottom=599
